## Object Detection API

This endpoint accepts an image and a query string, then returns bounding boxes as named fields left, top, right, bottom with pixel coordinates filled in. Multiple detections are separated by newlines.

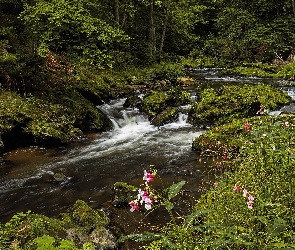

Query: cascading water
left=0, top=97, right=207, bottom=221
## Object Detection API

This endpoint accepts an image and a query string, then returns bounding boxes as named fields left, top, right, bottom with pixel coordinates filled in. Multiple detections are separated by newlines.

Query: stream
left=1, top=68, right=295, bottom=236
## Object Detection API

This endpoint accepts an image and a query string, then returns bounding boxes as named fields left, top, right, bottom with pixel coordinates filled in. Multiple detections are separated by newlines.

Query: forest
left=1, top=0, right=295, bottom=249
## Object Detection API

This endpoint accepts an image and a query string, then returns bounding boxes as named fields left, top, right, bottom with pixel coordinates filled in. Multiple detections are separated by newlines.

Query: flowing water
left=1, top=68, right=295, bottom=237
left=0, top=97, right=210, bottom=224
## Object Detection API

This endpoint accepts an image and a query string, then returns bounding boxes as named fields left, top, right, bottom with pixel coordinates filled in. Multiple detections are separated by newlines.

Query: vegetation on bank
left=1, top=0, right=295, bottom=248
left=119, top=113, right=295, bottom=250
left=221, top=62, right=295, bottom=80
left=0, top=200, right=115, bottom=250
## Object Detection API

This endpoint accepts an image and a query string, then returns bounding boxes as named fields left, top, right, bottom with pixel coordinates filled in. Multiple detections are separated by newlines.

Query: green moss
left=112, top=182, right=138, bottom=206
left=66, top=200, right=109, bottom=232
left=151, top=108, right=179, bottom=127
left=188, top=83, right=291, bottom=127
left=142, top=87, right=191, bottom=119
left=142, top=91, right=170, bottom=118
left=0, top=86, right=112, bottom=147
left=0, top=200, right=113, bottom=250
left=0, top=211, right=66, bottom=250
left=221, top=62, right=295, bottom=80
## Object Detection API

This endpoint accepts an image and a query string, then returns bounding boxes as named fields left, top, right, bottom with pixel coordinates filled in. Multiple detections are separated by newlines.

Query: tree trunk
left=148, top=0, right=156, bottom=59
left=115, top=0, right=120, bottom=24
left=159, top=8, right=169, bottom=60
left=292, top=0, right=295, bottom=15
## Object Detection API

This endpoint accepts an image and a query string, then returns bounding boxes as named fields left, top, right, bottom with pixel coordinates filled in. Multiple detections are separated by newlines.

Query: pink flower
left=243, top=189, right=248, bottom=197
left=214, top=182, right=218, bottom=187
left=223, top=155, right=227, bottom=160
left=143, top=196, right=153, bottom=210
left=217, top=162, right=221, bottom=166
left=282, top=122, right=289, bottom=127
left=129, top=200, right=140, bottom=212
left=247, top=200, right=254, bottom=209
left=248, top=195, right=254, bottom=201
left=233, top=184, right=242, bottom=191
left=244, top=123, right=251, bottom=132
left=143, top=170, right=154, bottom=184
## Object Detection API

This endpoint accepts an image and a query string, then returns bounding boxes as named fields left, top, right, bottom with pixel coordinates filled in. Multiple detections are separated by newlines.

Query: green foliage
left=194, top=115, right=295, bottom=249
left=145, top=63, right=185, bottom=83
left=222, top=62, right=295, bottom=80
left=275, top=62, right=295, bottom=80
left=121, top=114, right=295, bottom=249
left=20, top=0, right=129, bottom=68
left=33, top=235, right=79, bottom=250
left=188, top=83, right=291, bottom=127
left=0, top=200, right=112, bottom=250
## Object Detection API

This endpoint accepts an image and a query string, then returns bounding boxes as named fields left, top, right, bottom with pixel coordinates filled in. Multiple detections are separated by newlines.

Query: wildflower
left=214, top=182, right=218, bottom=187
left=282, top=121, right=289, bottom=127
left=217, top=162, right=221, bottom=166
left=247, top=200, right=254, bottom=209
left=223, top=155, right=227, bottom=160
left=143, top=196, right=153, bottom=210
left=143, top=170, right=154, bottom=184
left=138, top=189, right=148, bottom=201
left=129, top=200, right=140, bottom=212
left=256, top=106, right=265, bottom=115
left=243, top=189, right=248, bottom=197
left=233, top=184, right=242, bottom=191
left=244, top=123, right=251, bottom=132
left=248, top=195, right=254, bottom=202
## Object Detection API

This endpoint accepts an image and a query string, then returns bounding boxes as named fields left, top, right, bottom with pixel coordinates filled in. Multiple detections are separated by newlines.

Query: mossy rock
left=141, top=87, right=191, bottom=119
left=141, top=91, right=170, bottom=118
left=0, top=211, right=66, bottom=249
left=63, top=200, right=109, bottom=233
left=112, top=182, right=138, bottom=207
left=188, top=83, right=291, bottom=127
left=151, top=107, right=179, bottom=126
left=0, top=88, right=113, bottom=151
left=123, top=94, right=143, bottom=109
left=0, top=200, right=115, bottom=250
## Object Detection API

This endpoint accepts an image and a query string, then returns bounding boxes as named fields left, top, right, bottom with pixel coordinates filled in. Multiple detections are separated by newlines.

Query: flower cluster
left=129, top=170, right=156, bottom=212
left=244, top=123, right=251, bottom=132
left=234, top=184, right=254, bottom=209
left=143, top=170, right=154, bottom=184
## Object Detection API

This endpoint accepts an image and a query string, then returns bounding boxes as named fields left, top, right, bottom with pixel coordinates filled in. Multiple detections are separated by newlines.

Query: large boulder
left=151, top=107, right=179, bottom=127
left=141, top=87, right=191, bottom=121
left=188, top=83, right=291, bottom=127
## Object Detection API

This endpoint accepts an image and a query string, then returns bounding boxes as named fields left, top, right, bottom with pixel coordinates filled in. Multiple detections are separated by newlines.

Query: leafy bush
left=145, top=63, right=185, bottom=83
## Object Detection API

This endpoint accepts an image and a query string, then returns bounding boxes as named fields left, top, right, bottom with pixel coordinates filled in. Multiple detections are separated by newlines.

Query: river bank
left=1, top=64, right=295, bottom=249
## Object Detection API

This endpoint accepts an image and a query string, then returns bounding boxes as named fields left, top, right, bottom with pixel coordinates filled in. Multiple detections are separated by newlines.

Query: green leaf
left=165, top=180, right=186, bottom=200
left=164, top=201, right=174, bottom=211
